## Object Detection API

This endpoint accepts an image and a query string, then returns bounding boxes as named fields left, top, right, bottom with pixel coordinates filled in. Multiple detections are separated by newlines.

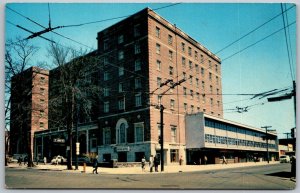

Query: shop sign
left=53, top=138, right=65, bottom=143
left=116, top=146, right=130, bottom=152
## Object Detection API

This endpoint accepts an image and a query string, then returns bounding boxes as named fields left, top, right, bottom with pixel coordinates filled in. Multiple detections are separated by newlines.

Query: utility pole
left=261, top=126, right=272, bottom=163
left=155, top=78, right=185, bottom=172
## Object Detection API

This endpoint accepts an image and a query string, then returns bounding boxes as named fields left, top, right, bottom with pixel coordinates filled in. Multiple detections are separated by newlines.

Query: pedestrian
left=149, top=155, right=154, bottom=172
left=204, top=156, right=207, bottom=165
left=222, top=155, right=227, bottom=164
left=18, top=156, right=22, bottom=166
left=179, top=156, right=183, bottom=166
left=154, top=155, right=159, bottom=172
left=93, top=156, right=99, bottom=174
left=141, top=156, right=146, bottom=172
left=290, top=155, right=296, bottom=179
left=43, top=157, right=47, bottom=165
left=199, top=157, right=202, bottom=165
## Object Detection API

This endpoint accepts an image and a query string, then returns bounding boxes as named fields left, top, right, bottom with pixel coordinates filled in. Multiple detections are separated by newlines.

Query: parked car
left=279, top=155, right=290, bottom=163
left=51, top=155, right=67, bottom=164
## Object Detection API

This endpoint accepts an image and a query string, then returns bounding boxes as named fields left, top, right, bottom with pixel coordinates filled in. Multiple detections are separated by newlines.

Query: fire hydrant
left=82, top=162, right=86, bottom=173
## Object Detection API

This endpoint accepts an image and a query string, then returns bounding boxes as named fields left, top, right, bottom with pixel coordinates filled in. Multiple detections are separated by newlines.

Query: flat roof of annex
left=97, top=7, right=221, bottom=64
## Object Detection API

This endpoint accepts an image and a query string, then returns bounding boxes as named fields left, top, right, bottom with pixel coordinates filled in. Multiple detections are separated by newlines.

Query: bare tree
left=47, top=43, right=101, bottom=170
left=5, top=37, right=41, bottom=167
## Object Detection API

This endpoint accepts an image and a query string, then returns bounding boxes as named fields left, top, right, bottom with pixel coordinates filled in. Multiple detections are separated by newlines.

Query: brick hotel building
left=10, top=8, right=278, bottom=165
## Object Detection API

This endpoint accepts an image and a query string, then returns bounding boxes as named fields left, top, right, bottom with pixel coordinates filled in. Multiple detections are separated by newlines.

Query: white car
left=279, top=155, right=290, bottom=163
left=51, top=155, right=67, bottom=164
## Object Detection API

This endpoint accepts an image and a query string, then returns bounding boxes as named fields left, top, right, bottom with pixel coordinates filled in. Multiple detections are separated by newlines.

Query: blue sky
left=4, top=2, right=297, bottom=138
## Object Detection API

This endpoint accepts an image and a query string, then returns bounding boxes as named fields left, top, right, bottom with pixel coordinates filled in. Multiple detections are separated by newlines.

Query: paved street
left=5, top=162, right=295, bottom=189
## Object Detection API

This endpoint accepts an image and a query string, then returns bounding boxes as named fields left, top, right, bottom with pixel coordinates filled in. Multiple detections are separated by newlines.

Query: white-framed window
left=188, top=46, right=192, bottom=56
left=119, top=66, right=124, bottom=76
left=118, top=50, right=124, bottom=60
left=135, top=43, right=141, bottom=54
left=156, top=43, right=161, bottom=54
left=134, top=24, right=141, bottom=37
left=170, top=99, right=175, bottom=110
left=118, top=34, right=124, bottom=44
left=118, top=99, right=125, bottom=110
left=103, top=127, right=111, bottom=145
left=156, top=60, right=161, bottom=71
left=155, top=26, right=160, bottom=38
left=103, top=87, right=109, bottom=97
left=135, top=78, right=141, bottom=89
left=169, top=50, right=173, bottom=60
left=135, top=59, right=141, bottom=71
left=134, top=122, right=144, bottom=143
left=157, top=77, right=162, bottom=87
left=104, top=71, right=109, bottom=81
left=168, top=34, right=173, bottom=45
left=104, top=102, right=109, bottom=113
left=119, top=83, right=124, bottom=93
left=135, top=93, right=142, bottom=107
left=171, top=126, right=177, bottom=143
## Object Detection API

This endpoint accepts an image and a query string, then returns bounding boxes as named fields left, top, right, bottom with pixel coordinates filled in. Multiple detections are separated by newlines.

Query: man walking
left=93, top=156, right=99, bottom=174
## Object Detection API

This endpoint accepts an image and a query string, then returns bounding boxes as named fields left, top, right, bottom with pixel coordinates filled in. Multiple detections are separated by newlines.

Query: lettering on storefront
left=53, top=138, right=65, bottom=143
left=116, top=146, right=130, bottom=152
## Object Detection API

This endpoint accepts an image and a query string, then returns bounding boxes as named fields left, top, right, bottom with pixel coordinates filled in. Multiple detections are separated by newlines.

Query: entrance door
left=118, top=152, right=127, bottom=162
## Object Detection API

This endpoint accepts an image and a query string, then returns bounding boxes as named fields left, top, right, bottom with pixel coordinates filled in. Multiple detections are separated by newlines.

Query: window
left=183, top=87, right=187, bottom=97
left=135, top=59, right=141, bottom=71
left=170, top=99, right=175, bottom=109
left=216, top=88, right=219, bottom=95
left=170, top=149, right=179, bottom=162
left=168, top=35, right=173, bottom=45
left=40, top=99, right=45, bottom=104
left=188, top=47, right=192, bottom=56
left=40, top=76, right=45, bottom=83
left=201, top=67, right=205, bottom=76
left=156, top=43, right=161, bottom=54
left=134, top=24, right=141, bottom=37
left=189, top=75, right=193, bottom=85
left=103, top=71, right=109, bottom=81
left=135, top=78, right=141, bottom=89
left=119, top=66, right=124, bottom=76
left=210, top=85, right=213, bottom=93
left=104, top=102, right=109, bottom=113
left=155, top=26, right=160, bottom=38
left=119, top=123, right=126, bottom=143
left=184, top=103, right=187, bottom=113
left=191, top=105, right=194, bottom=113
left=103, top=56, right=108, bottom=65
left=40, top=87, right=45, bottom=95
left=190, top=90, right=194, bottom=99
left=169, top=50, right=173, bottom=60
left=103, top=88, right=109, bottom=97
left=215, top=64, right=218, bottom=73
left=39, top=110, right=44, bottom=118
left=209, top=72, right=212, bottom=81
left=182, top=57, right=186, bottom=67
left=217, top=101, right=220, bottom=107
left=196, top=92, right=200, bottom=101
left=135, top=93, right=142, bottom=107
left=118, top=99, right=125, bottom=110
left=208, top=60, right=212, bottom=68
left=197, top=107, right=200, bottom=112
left=103, top=128, right=111, bottom=145
left=157, top=60, right=161, bottom=70
left=103, top=39, right=109, bottom=50
left=196, top=78, right=199, bottom=88
left=216, top=76, right=219, bottom=85
left=183, top=72, right=186, bottom=80
left=118, top=50, right=124, bottom=60
left=169, top=66, right=174, bottom=76
left=39, top=122, right=44, bottom=128
left=200, top=54, right=204, bottom=63
left=118, top=34, right=124, bottom=44
left=202, top=81, right=205, bottom=90
left=189, top=61, right=192, bottom=70
left=202, top=94, right=206, bottom=103
left=119, top=83, right=124, bottom=93
left=195, top=51, right=198, bottom=60
left=171, top=127, right=177, bottom=143
left=157, top=77, right=162, bottom=87
left=210, top=98, right=213, bottom=106
left=181, top=42, right=185, bottom=52
left=135, top=123, right=144, bottom=142
left=135, top=43, right=141, bottom=54
left=195, top=64, right=199, bottom=74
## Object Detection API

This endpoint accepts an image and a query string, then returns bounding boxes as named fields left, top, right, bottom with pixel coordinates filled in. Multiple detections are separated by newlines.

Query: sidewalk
left=7, top=161, right=280, bottom=175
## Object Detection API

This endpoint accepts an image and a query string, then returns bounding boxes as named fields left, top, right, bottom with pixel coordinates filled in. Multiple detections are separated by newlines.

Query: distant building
left=10, top=67, right=49, bottom=158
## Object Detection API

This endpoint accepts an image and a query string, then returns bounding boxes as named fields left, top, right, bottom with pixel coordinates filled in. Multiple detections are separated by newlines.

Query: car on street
left=279, top=155, right=290, bottom=163
left=51, top=155, right=67, bottom=164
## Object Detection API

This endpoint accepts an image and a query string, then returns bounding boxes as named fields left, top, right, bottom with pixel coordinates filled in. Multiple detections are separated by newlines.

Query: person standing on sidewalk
left=43, top=157, right=47, bottom=165
left=179, top=156, right=183, bottom=166
left=92, top=156, right=99, bottom=174
left=141, top=156, right=146, bottom=172
left=204, top=156, right=207, bottom=165
left=154, top=155, right=159, bottom=172
left=149, top=155, right=154, bottom=172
